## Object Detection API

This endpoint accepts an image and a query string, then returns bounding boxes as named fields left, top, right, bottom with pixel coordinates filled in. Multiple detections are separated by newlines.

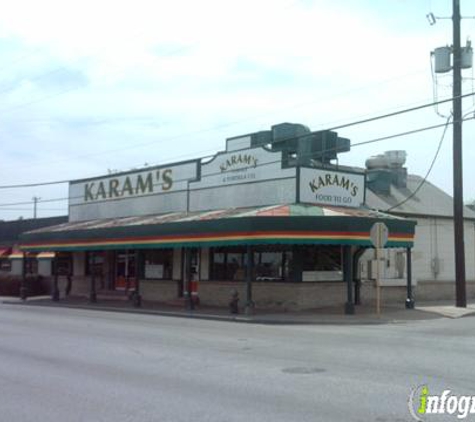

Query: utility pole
left=32, top=196, right=40, bottom=219
left=452, top=0, right=466, bottom=307
left=430, top=0, right=471, bottom=307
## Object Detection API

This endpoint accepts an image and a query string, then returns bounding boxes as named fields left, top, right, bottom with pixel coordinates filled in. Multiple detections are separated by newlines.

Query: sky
left=0, top=0, right=474, bottom=220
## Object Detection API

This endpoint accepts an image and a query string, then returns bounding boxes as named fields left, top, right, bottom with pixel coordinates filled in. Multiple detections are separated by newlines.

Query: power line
left=0, top=115, right=473, bottom=209
left=0, top=111, right=472, bottom=193
left=385, top=115, right=452, bottom=212
left=0, top=91, right=473, bottom=191
left=326, top=92, right=474, bottom=132
left=0, top=70, right=429, bottom=173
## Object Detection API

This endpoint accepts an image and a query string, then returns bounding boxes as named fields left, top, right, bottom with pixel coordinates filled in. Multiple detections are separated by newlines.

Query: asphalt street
left=0, top=304, right=473, bottom=422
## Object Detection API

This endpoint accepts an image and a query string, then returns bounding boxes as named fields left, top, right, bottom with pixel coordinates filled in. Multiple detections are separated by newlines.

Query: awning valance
left=37, top=251, right=56, bottom=260
left=9, top=249, right=37, bottom=259
left=19, top=204, right=417, bottom=252
left=0, top=247, right=11, bottom=257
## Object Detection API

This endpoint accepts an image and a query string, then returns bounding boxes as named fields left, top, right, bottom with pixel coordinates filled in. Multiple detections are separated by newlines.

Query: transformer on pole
left=429, top=0, right=473, bottom=307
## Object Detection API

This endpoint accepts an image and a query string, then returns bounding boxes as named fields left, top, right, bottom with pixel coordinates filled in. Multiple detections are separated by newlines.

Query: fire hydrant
left=229, top=289, right=239, bottom=314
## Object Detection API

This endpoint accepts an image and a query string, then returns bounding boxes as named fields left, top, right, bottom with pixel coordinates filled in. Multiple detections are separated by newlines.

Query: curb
left=1, top=299, right=414, bottom=326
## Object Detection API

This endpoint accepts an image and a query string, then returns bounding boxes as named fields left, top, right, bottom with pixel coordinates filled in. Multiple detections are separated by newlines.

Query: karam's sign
left=69, top=162, right=198, bottom=206
left=192, top=148, right=295, bottom=189
left=82, top=169, right=173, bottom=202
left=300, top=167, right=365, bottom=208
left=219, top=153, right=259, bottom=184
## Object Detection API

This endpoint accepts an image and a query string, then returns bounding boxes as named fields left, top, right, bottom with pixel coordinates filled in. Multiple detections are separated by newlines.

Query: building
left=363, top=150, right=475, bottom=301
left=18, top=123, right=416, bottom=312
left=0, top=216, right=68, bottom=277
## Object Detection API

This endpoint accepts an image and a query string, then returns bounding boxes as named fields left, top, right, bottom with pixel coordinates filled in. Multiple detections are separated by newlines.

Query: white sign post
left=370, top=222, right=389, bottom=316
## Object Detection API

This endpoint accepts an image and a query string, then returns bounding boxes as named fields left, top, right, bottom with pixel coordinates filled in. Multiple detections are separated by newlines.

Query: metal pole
left=452, top=0, right=466, bottom=307
left=245, top=245, right=254, bottom=315
left=344, top=246, right=355, bottom=315
left=375, top=247, right=381, bottom=316
left=52, top=257, right=60, bottom=302
left=184, top=248, right=194, bottom=310
left=32, top=196, right=40, bottom=219
left=20, top=252, right=28, bottom=301
left=133, top=250, right=142, bottom=307
left=89, top=252, right=97, bottom=303
left=405, top=247, right=415, bottom=309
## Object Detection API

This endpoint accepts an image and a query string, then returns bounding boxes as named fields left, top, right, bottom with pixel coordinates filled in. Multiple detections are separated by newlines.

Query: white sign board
left=69, top=161, right=199, bottom=221
left=299, top=167, right=365, bottom=208
left=145, top=264, right=164, bottom=279
left=191, top=147, right=295, bottom=189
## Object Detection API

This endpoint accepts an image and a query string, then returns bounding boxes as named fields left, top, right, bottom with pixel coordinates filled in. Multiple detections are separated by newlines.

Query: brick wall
left=141, top=280, right=178, bottom=302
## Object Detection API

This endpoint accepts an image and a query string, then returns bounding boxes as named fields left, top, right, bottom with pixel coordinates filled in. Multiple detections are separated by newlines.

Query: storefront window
left=301, top=246, right=342, bottom=281
left=26, top=257, right=38, bottom=274
left=254, top=250, right=292, bottom=281
left=210, top=247, right=292, bottom=281
left=55, top=252, right=73, bottom=275
left=144, top=249, right=173, bottom=279
left=85, top=252, right=104, bottom=276
left=0, top=259, right=11, bottom=272
left=210, top=247, right=246, bottom=281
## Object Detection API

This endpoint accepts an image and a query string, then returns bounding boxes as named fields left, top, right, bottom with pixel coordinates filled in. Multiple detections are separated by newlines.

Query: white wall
left=73, top=252, right=86, bottom=277
left=360, top=217, right=475, bottom=284
left=38, top=260, right=52, bottom=276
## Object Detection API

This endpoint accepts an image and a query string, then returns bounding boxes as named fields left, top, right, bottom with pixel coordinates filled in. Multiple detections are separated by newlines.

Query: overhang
left=19, top=204, right=416, bottom=252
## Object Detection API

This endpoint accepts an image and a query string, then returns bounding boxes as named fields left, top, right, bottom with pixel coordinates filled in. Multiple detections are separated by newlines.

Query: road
left=0, top=304, right=473, bottom=422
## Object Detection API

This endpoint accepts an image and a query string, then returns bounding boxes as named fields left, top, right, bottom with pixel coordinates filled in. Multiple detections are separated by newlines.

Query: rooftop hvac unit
left=433, top=46, right=452, bottom=73
left=385, top=150, right=406, bottom=168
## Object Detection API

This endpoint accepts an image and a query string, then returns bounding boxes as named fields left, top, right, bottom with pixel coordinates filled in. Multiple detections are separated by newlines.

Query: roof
left=0, top=216, right=68, bottom=247
left=20, top=203, right=416, bottom=251
left=365, top=175, right=475, bottom=219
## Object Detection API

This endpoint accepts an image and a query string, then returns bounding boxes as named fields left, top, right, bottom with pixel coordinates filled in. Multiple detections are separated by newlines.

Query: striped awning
left=9, top=249, right=37, bottom=259
left=37, top=251, right=56, bottom=260
left=19, top=203, right=417, bottom=252
left=0, top=247, right=11, bottom=257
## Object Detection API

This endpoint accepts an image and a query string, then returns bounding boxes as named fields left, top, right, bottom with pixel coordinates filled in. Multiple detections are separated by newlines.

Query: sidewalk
left=4, top=294, right=473, bottom=325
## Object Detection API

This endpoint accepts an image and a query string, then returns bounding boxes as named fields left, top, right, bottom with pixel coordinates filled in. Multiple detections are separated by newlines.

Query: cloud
left=0, top=0, right=472, bottom=219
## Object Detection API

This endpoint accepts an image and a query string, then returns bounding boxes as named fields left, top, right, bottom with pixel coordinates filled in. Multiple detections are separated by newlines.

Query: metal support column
left=52, top=256, right=60, bottom=302
left=405, top=247, right=415, bottom=309
left=133, top=250, right=142, bottom=307
left=20, top=252, right=28, bottom=301
left=184, top=248, right=194, bottom=310
left=352, top=247, right=366, bottom=305
left=344, top=246, right=355, bottom=315
left=89, top=252, right=97, bottom=303
left=245, top=245, right=254, bottom=315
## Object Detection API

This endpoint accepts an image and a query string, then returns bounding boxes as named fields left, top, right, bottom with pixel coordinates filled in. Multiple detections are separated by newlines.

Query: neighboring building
left=363, top=150, right=475, bottom=301
left=0, top=216, right=68, bottom=277
left=18, top=123, right=416, bottom=312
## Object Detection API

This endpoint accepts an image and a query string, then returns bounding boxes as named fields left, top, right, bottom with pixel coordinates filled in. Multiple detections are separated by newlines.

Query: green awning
left=20, top=203, right=416, bottom=252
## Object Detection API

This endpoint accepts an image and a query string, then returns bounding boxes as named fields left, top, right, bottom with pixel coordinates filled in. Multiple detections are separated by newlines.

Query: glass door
left=115, top=250, right=136, bottom=291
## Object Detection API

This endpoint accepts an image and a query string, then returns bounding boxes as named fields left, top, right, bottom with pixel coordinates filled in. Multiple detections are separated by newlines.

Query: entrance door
left=115, top=250, right=136, bottom=291
left=184, top=248, right=200, bottom=303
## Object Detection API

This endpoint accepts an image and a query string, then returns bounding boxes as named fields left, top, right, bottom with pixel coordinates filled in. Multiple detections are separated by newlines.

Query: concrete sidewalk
left=3, top=294, right=472, bottom=325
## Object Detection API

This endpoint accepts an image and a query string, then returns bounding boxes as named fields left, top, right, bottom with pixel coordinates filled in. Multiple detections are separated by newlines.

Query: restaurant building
left=19, top=123, right=416, bottom=313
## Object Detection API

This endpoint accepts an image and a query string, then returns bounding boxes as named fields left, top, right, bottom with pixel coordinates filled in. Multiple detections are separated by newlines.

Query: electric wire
left=385, top=115, right=452, bottom=212
left=0, top=115, right=473, bottom=210
left=0, top=70, right=430, bottom=173
left=1, top=92, right=473, bottom=191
